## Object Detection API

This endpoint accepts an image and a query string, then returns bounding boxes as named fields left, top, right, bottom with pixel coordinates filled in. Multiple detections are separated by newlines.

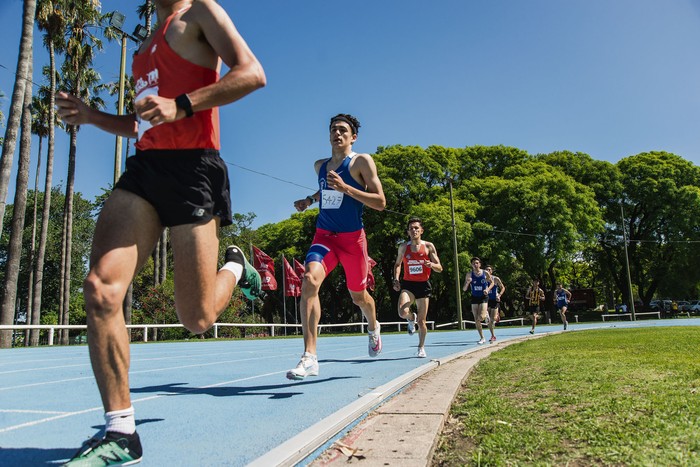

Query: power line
left=0, top=62, right=42, bottom=89
left=224, top=159, right=410, bottom=217
left=223, top=159, right=700, bottom=244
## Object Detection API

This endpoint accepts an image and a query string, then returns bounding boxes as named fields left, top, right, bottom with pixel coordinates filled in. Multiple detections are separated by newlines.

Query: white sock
left=220, top=262, right=244, bottom=285
left=302, top=351, right=317, bottom=360
left=105, top=405, right=135, bottom=435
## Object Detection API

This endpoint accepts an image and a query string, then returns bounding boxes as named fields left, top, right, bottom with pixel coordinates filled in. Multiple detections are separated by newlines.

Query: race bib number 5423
left=321, top=190, right=343, bottom=209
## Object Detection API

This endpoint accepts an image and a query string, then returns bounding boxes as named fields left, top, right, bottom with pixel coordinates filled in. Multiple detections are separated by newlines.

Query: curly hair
left=330, top=114, right=361, bottom=135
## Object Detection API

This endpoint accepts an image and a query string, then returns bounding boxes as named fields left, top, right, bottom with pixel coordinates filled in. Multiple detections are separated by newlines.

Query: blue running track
left=1, top=318, right=698, bottom=466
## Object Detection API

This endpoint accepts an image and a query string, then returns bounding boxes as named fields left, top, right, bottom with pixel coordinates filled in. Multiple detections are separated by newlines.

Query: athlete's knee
left=83, top=272, right=125, bottom=319
left=179, top=313, right=215, bottom=335
left=301, top=272, right=322, bottom=298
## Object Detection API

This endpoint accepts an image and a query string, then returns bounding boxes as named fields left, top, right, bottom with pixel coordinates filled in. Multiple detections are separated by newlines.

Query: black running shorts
left=471, top=294, right=488, bottom=305
left=526, top=304, right=541, bottom=316
left=400, top=279, right=432, bottom=299
left=115, top=149, right=233, bottom=227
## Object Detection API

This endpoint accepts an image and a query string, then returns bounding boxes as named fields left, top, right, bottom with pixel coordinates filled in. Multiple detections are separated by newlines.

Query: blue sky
left=1, top=0, right=699, bottom=228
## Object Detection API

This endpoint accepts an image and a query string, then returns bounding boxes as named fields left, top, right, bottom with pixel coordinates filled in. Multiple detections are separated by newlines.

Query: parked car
left=677, top=301, right=691, bottom=312
left=688, top=300, right=700, bottom=314
left=649, top=300, right=672, bottom=312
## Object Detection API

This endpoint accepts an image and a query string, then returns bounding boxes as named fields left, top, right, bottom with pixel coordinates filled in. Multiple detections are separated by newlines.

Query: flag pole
left=249, top=243, right=254, bottom=321
left=282, top=254, right=288, bottom=336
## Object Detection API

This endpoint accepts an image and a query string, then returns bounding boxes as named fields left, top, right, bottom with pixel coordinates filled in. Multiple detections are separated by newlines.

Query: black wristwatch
left=175, top=93, right=194, bottom=118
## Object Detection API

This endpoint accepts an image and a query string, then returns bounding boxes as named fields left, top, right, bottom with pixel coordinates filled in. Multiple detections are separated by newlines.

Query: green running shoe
left=63, top=431, right=142, bottom=466
left=225, top=245, right=263, bottom=300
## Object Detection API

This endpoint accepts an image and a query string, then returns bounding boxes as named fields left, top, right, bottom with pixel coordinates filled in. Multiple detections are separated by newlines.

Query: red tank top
left=132, top=7, right=220, bottom=150
left=402, top=242, right=432, bottom=282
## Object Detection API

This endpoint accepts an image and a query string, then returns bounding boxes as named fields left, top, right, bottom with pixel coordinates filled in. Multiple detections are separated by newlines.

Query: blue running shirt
left=316, top=154, right=366, bottom=233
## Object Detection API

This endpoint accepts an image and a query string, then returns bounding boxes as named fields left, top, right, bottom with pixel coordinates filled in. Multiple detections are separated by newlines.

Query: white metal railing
left=0, top=321, right=436, bottom=346
left=601, top=311, right=661, bottom=322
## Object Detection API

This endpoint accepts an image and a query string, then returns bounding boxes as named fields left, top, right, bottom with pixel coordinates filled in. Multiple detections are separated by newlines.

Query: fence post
left=143, top=326, right=148, bottom=342
left=214, top=324, right=218, bottom=339
left=49, top=327, right=55, bottom=346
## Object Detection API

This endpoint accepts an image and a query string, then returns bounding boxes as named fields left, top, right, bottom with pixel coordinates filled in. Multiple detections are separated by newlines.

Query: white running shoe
left=286, top=352, right=319, bottom=380
left=417, top=347, right=427, bottom=358
left=368, top=323, right=382, bottom=357
left=407, top=312, right=417, bottom=336
left=477, top=338, right=486, bottom=345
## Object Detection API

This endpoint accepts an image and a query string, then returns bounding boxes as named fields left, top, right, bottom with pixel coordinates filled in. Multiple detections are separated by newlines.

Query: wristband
left=306, top=196, right=315, bottom=204
left=175, top=93, right=194, bottom=118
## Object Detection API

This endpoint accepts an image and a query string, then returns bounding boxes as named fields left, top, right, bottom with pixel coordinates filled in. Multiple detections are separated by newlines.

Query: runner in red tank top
left=56, top=1, right=265, bottom=464
left=392, top=217, right=443, bottom=358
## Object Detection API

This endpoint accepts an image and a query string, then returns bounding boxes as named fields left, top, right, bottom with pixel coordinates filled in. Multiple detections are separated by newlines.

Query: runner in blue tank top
left=288, top=114, right=386, bottom=380
left=485, top=265, right=506, bottom=342
left=463, top=257, right=494, bottom=344
left=554, top=283, right=572, bottom=330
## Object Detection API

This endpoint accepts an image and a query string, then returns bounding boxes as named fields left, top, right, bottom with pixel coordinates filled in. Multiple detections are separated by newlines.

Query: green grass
left=433, top=327, right=700, bottom=466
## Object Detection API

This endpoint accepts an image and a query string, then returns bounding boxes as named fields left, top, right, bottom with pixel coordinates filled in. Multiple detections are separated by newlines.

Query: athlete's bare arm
left=328, top=153, right=386, bottom=211
left=57, top=1, right=265, bottom=137
left=293, top=158, right=327, bottom=211
left=425, top=242, right=443, bottom=273
left=496, top=277, right=506, bottom=299
left=55, top=92, right=138, bottom=137
left=392, top=243, right=408, bottom=291
left=136, top=1, right=265, bottom=125
left=463, top=273, right=472, bottom=292
left=484, top=270, right=495, bottom=294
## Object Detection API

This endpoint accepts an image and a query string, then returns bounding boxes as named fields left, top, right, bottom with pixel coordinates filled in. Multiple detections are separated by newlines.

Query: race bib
left=321, top=189, right=343, bottom=209
left=473, top=285, right=483, bottom=292
left=408, top=264, right=424, bottom=275
left=135, top=86, right=159, bottom=141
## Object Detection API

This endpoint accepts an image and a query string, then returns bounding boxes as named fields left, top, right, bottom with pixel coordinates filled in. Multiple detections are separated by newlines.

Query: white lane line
left=0, top=352, right=295, bottom=392
left=0, top=409, right=69, bottom=414
left=0, top=367, right=296, bottom=433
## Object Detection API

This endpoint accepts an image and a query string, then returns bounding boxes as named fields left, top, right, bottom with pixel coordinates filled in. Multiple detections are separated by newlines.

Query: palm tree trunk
left=160, top=229, right=167, bottom=283
left=0, top=60, right=33, bottom=348
left=0, top=0, right=36, bottom=234
left=30, top=42, right=57, bottom=346
left=60, top=126, right=77, bottom=345
left=153, top=240, right=160, bottom=286
left=25, top=135, right=43, bottom=346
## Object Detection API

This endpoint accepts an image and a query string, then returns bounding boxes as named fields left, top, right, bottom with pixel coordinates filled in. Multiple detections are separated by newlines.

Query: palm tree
left=31, top=0, right=68, bottom=346
left=26, top=84, right=63, bottom=345
left=56, top=0, right=104, bottom=345
left=25, top=91, right=50, bottom=345
left=137, top=1, right=156, bottom=35
left=1, top=57, right=34, bottom=349
left=0, top=0, right=37, bottom=348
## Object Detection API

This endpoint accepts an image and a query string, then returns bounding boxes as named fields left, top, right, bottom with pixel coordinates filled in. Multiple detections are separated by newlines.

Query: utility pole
left=448, top=175, right=463, bottom=329
left=109, top=12, right=148, bottom=183
left=620, top=202, right=636, bottom=321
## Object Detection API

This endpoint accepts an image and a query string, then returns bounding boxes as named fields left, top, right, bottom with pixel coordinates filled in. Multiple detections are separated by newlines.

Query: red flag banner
left=283, top=257, right=302, bottom=297
left=367, top=257, right=377, bottom=291
left=252, top=246, right=278, bottom=291
left=293, top=259, right=305, bottom=279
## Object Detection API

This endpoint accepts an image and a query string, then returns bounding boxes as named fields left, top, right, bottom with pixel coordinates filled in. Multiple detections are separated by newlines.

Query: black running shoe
left=63, top=431, right=143, bottom=466
left=225, top=245, right=263, bottom=300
